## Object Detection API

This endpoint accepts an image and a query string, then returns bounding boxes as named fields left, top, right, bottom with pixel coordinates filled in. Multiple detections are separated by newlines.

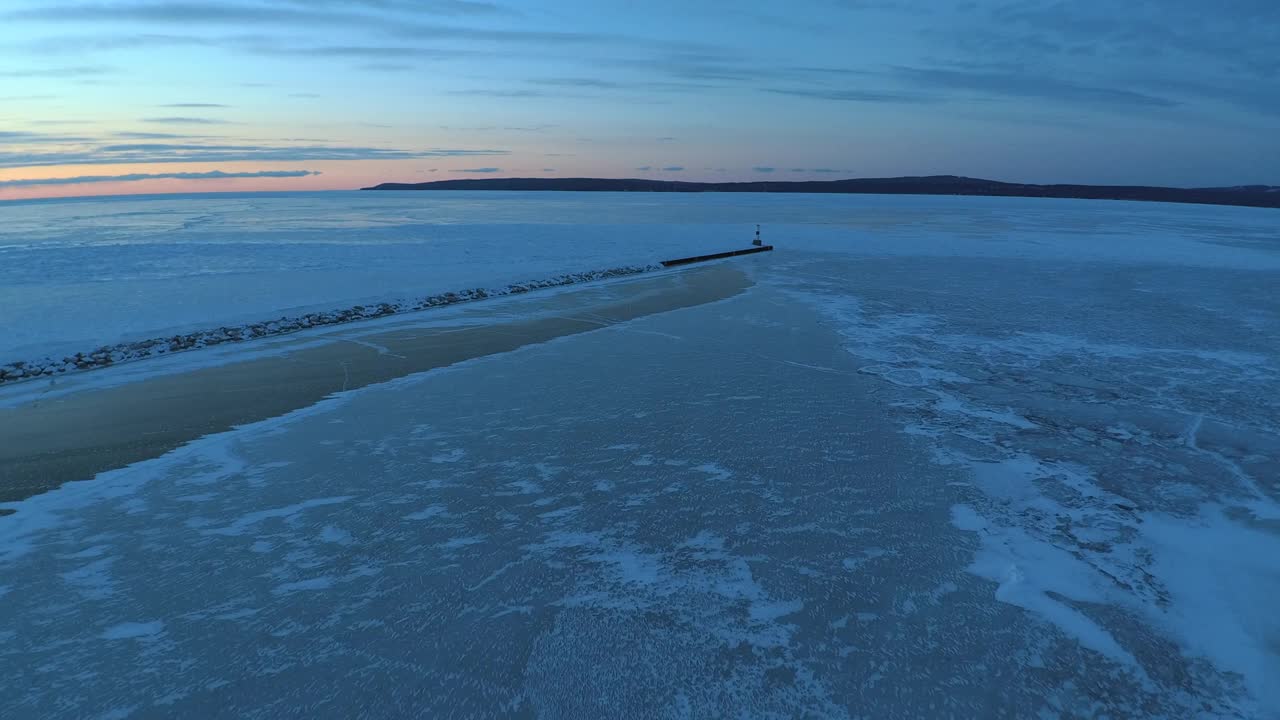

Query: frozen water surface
left=2, top=193, right=1280, bottom=718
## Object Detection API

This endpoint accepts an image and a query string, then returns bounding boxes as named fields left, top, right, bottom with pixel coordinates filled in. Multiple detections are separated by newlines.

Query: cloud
left=0, top=66, right=112, bottom=78
left=450, top=167, right=502, bottom=173
left=0, top=131, right=94, bottom=143
left=6, top=3, right=696, bottom=53
left=753, top=166, right=776, bottom=173
left=1137, top=75, right=1280, bottom=117
left=635, top=166, right=652, bottom=171
left=110, top=131, right=202, bottom=139
left=288, top=92, right=322, bottom=98
left=253, top=45, right=459, bottom=59
left=158, top=102, right=229, bottom=108
left=630, top=56, right=762, bottom=83
left=7, top=3, right=371, bottom=24
left=558, top=77, right=723, bottom=94
left=280, top=0, right=511, bottom=15
left=440, top=124, right=554, bottom=132
left=447, top=89, right=552, bottom=98
left=912, top=1, right=1279, bottom=119
left=812, top=168, right=839, bottom=173
left=0, top=130, right=53, bottom=140
left=10, top=0, right=514, bottom=25
left=601, top=56, right=861, bottom=89
left=357, top=63, right=417, bottom=72
left=982, top=0, right=1280, bottom=79
left=790, top=168, right=806, bottom=172
left=528, top=77, right=623, bottom=89
left=784, top=65, right=876, bottom=78
left=541, top=168, right=555, bottom=171
left=0, top=144, right=509, bottom=169
left=661, top=166, right=684, bottom=171
left=0, top=169, right=320, bottom=189
left=141, top=116, right=232, bottom=124
left=385, top=24, right=702, bottom=51
left=890, top=65, right=1179, bottom=108
left=764, top=87, right=935, bottom=103
left=657, top=136, right=677, bottom=142
left=23, top=32, right=223, bottom=53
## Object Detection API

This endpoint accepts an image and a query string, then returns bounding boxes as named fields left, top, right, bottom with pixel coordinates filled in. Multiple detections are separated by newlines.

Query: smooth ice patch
left=101, top=621, right=164, bottom=640
left=319, top=525, right=352, bottom=544
left=274, top=577, right=334, bottom=594
left=404, top=504, right=448, bottom=521
left=439, top=535, right=486, bottom=550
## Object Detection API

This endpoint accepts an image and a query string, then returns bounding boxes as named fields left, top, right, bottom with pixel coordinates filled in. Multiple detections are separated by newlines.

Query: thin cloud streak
left=0, top=65, right=112, bottom=78
left=0, top=144, right=510, bottom=169
left=140, top=116, right=232, bottom=124
left=357, top=63, right=418, bottom=72
left=890, top=65, right=1180, bottom=108
left=763, top=87, right=936, bottom=103
left=0, top=169, right=321, bottom=188
left=253, top=45, right=461, bottom=59
left=0, top=131, right=96, bottom=143
left=110, top=131, right=205, bottom=139
left=6, top=3, right=705, bottom=53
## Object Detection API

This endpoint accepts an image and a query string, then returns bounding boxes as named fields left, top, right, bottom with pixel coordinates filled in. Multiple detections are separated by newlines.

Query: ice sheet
left=2, top=194, right=1280, bottom=717
left=5, top=190, right=1279, bottom=363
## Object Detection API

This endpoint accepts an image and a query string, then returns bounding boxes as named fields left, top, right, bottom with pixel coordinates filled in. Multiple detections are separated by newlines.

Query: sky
left=1, top=0, right=1277, bottom=200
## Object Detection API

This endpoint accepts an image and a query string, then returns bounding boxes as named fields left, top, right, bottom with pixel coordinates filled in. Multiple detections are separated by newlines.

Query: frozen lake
left=1, top=192, right=1279, bottom=718
left=4, top=190, right=1279, bottom=362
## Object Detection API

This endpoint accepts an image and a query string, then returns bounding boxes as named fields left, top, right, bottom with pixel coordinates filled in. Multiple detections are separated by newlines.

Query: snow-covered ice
left=1, top=192, right=1279, bottom=718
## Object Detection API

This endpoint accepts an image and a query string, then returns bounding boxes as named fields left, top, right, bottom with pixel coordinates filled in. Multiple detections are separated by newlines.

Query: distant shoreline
left=361, top=175, right=1280, bottom=210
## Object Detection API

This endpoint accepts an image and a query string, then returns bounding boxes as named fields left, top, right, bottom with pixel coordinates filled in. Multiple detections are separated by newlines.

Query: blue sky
left=1, top=0, right=1277, bottom=198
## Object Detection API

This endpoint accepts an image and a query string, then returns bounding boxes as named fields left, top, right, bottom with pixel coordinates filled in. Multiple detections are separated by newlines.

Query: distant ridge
left=361, top=175, right=1280, bottom=209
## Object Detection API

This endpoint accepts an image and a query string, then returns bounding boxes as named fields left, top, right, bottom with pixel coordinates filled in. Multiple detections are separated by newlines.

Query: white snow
left=1142, top=506, right=1280, bottom=708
